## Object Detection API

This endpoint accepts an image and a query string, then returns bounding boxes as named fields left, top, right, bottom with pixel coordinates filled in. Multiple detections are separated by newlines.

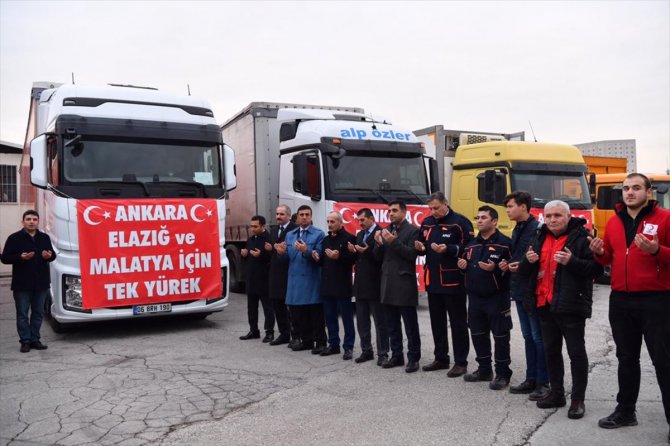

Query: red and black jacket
left=595, top=200, right=670, bottom=293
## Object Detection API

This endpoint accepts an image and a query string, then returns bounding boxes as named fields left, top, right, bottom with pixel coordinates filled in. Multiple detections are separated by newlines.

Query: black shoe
left=510, top=379, right=536, bottom=394
left=536, top=391, right=567, bottom=409
left=463, top=369, right=493, bottom=382
left=29, top=341, right=47, bottom=350
left=422, top=360, right=450, bottom=372
left=568, top=400, right=585, bottom=419
left=405, top=361, right=420, bottom=373
left=355, top=352, right=374, bottom=363
left=269, top=335, right=290, bottom=346
left=598, top=410, right=638, bottom=429
left=287, top=339, right=300, bottom=349
left=320, top=345, right=340, bottom=356
left=291, top=342, right=312, bottom=351
left=342, top=349, right=353, bottom=360
left=377, top=355, right=388, bottom=367
left=381, top=356, right=405, bottom=369
left=489, top=375, right=510, bottom=390
left=311, top=345, right=326, bottom=355
left=20, top=343, right=30, bottom=353
left=262, top=333, right=274, bottom=343
left=239, top=331, right=260, bottom=340
left=529, top=383, right=551, bottom=401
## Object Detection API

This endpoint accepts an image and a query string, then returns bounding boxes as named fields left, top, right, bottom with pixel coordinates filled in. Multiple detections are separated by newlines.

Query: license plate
left=133, top=303, right=172, bottom=315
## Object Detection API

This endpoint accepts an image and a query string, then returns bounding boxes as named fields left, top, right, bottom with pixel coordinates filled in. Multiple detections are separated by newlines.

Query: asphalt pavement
left=0, top=277, right=666, bottom=446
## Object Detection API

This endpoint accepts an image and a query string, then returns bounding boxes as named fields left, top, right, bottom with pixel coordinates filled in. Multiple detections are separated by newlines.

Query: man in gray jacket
left=374, top=200, right=421, bottom=373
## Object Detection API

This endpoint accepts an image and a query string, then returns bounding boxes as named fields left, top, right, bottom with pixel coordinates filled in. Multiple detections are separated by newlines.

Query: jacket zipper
left=625, top=247, right=629, bottom=292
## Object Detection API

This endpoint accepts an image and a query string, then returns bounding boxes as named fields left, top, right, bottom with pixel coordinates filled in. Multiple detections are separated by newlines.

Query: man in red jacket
left=590, top=173, right=670, bottom=443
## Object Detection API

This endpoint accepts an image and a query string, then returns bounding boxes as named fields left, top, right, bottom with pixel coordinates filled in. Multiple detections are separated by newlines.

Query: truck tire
left=227, top=250, right=245, bottom=293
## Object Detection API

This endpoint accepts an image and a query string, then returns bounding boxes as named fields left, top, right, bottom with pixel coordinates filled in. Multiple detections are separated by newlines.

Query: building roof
left=0, top=140, right=22, bottom=154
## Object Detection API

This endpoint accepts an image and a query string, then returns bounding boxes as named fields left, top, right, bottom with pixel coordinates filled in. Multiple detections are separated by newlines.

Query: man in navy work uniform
left=1, top=210, right=56, bottom=353
left=458, top=206, right=513, bottom=390
left=239, top=215, right=275, bottom=342
left=415, top=191, right=474, bottom=378
left=501, top=191, right=550, bottom=400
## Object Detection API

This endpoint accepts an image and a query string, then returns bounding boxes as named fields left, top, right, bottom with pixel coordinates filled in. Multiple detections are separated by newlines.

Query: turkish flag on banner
left=76, top=199, right=222, bottom=309
left=332, top=202, right=428, bottom=291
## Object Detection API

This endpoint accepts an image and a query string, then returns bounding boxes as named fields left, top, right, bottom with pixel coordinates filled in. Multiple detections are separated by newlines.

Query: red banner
left=76, top=199, right=222, bottom=309
left=333, top=202, right=428, bottom=290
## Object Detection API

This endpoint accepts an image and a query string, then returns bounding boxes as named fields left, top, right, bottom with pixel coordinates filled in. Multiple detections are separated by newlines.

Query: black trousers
left=537, top=307, right=588, bottom=401
left=247, top=293, right=274, bottom=335
left=270, top=299, right=291, bottom=338
left=289, top=303, right=326, bottom=348
left=428, top=293, right=469, bottom=366
left=384, top=304, right=421, bottom=362
left=356, top=299, right=389, bottom=357
left=610, top=292, right=670, bottom=425
left=467, top=293, right=513, bottom=378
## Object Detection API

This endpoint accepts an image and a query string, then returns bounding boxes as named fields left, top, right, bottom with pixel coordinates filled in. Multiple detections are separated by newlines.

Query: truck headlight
left=63, top=274, right=85, bottom=311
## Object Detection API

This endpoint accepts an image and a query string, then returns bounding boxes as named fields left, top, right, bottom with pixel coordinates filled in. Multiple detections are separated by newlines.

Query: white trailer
left=221, top=102, right=439, bottom=292
left=22, top=82, right=237, bottom=330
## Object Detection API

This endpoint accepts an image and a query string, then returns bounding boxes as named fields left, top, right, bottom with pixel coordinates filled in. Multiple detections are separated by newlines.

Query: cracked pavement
left=1, top=278, right=667, bottom=445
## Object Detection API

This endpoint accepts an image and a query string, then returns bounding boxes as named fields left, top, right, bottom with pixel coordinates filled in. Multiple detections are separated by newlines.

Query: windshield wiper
left=79, top=180, right=151, bottom=197
left=152, top=180, right=208, bottom=197
left=384, top=188, right=426, bottom=204
left=336, top=187, right=389, bottom=203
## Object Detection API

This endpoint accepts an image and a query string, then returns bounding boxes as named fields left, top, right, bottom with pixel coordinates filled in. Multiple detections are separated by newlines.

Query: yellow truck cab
left=450, top=141, right=594, bottom=236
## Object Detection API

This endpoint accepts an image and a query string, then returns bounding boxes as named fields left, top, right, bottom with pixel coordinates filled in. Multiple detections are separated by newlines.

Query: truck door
left=280, top=150, right=327, bottom=222
left=452, top=167, right=511, bottom=236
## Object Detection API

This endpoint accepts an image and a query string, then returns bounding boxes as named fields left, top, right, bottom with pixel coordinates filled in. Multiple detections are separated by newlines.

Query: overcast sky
left=1, top=1, right=668, bottom=171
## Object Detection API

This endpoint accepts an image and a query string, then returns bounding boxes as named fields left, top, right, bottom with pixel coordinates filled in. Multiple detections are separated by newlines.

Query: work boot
left=536, top=391, right=567, bottom=409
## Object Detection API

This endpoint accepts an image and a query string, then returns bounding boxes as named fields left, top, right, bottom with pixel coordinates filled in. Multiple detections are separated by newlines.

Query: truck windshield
left=512, top=171, right=592, bottom=210
left=63, top=139, right=220, bottom=185
left=324, top=153, right=429, bottom=204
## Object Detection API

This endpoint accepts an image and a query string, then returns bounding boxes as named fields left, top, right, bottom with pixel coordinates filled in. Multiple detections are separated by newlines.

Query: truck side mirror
left=292, top=153, right=321, bottom=200
left=428, top=158, right=440, bottom=193
left=589, top=173, right=597, bottom=203
left=596, top=186, right=621, bottom=210
left=30, top=135, right=48, bottom=189
left=656, top=184, right=669, bottom=195
left=478, top=169, right=507, bottom=205
left=223, top=144, right=237, bottom=191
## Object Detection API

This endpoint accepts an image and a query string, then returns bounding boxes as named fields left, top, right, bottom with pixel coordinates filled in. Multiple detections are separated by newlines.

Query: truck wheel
left=228, top=252, right=245, bottom=293
left=49, top=317, right=67, bottom=334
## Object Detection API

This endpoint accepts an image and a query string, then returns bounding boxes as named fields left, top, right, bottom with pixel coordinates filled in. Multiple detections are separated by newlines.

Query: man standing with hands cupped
left=589, top=173, right=670, bottom=443
left=1, top=210, right=56, bottom=353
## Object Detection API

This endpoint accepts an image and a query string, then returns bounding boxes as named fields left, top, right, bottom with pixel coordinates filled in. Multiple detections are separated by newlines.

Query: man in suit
left=264, top=205, right=297, bottom=346
left=239, top=215, right=274, bottom=342
left=314, top=211, right=357, bottom=360
left=415, top=191, right=473, bottom=378
left=276, top=205, right=327, bottom=354
left=374, top=200, right=421, bottom=373
left=347, top=208, right=388, bottom=365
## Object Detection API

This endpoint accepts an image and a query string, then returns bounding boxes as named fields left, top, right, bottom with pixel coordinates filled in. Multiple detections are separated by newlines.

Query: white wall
left=0, top=152, right=22, bottom=276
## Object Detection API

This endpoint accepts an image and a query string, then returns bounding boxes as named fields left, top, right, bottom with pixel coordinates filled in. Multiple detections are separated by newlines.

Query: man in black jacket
left=347, top=208, right=388, bottom=365
left=458, top=206, right=513, bottom=390
left=501, top=191, right=549, bottom=400
left=520, top=200, right=603, bottom=420
left=313, top=211, right=357, bottom=360
left=264, top=205, right=297, bottom=346
left=415, top=192, right=473, bottom=377
left=374, top=200, right=421, bottom=373
left=239, top=215, right=274, bottom=342
left=1, top=210, right=56, bottom=353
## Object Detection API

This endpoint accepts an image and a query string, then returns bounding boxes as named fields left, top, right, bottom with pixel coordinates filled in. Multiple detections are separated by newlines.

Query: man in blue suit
left=276, top=205, right=327, bottom=354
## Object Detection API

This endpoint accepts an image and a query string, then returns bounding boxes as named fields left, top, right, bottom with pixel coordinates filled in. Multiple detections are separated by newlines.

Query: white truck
left=21, top=82, right=237, bottom=331
left=221, top=102, right=440, bottom=292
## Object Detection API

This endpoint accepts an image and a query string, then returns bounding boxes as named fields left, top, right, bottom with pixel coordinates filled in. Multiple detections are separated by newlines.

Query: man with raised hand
left=590, top=173, right=670, bottom=443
